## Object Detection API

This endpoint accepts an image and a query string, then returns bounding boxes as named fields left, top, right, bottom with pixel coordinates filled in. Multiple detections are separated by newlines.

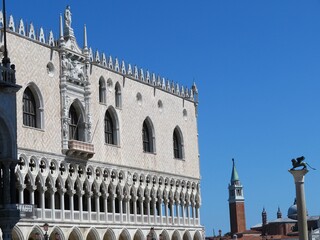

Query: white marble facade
left=0, top=5, right=202, bottom=240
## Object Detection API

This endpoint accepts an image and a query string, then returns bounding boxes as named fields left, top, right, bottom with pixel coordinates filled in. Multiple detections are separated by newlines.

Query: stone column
left=289, top=169, right=309, bottom=240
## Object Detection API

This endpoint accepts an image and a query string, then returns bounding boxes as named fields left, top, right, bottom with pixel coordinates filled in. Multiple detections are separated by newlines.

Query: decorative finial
left=84, top=24, right=88, bottom=49
left=59, top=14, right=63, bottom=40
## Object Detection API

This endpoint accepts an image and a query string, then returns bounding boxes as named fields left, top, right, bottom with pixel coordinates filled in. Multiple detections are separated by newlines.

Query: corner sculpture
left=291, top=156, right=316, bottom=170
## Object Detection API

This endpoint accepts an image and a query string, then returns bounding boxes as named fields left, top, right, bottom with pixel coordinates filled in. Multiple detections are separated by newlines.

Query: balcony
left=66, top=140, right=94, bottom=159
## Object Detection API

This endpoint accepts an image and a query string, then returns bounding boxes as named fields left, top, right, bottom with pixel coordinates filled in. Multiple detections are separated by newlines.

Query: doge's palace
left=0, top=5, right=202, bottom=240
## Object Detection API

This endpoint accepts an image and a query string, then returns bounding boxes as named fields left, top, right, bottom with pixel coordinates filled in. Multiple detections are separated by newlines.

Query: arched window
left=23, top=87, right=36, bottom=127
left=69, top=105, right=79, bottom=140
left=104, top=108, right=119, bottom=145
left=115, top=82, right=121, bottom=108
left=22, top=85, right=44, bottom=129
left=105, top=111, right=114, bottom=144
left=173, top=127, right=184, bottom=159
left=99, top=77, right=106, bottom=104
left=142, top=118, right=155, bottom=153
left=142, top=122, right=150, bottom=152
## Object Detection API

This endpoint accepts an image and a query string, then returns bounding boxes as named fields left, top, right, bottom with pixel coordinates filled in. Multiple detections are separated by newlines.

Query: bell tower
left=228, top=158, right=246, bottom=235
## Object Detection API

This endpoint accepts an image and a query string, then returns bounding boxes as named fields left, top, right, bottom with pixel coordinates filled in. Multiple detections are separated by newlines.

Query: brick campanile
left=228, top=159, right=246, bottom=235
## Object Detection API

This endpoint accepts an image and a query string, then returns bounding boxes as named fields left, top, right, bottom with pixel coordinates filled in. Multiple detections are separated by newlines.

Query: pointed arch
left=119, top=228, right=131, bottom=240
left=68, top=226, right=84, bottom=240
left=104, top=106, right=119, bottom=145
left=193, top=231, right=202, bottom=240
left=183, top=231, right=191, bottom=240
left=22, top=83, right=44, bottom=129
left=49, top=226, right=65, bottom=240
left=133, top=229, right=145, bottom=240
left=27, top=225, right=44, bottom=240
left=86, top=227, right=101, bottom=240
left=172, top=230, right=181, bottom=240
left=142, top=117, right=156, bottom=153
left=103, top=228, right=116, bottom=240
left=173, top=126, right=184, bottom=159
left=69, top=100, right=85, bottom=141
left=160, top=230, right=170, bottom=240
left=99, top=76, right=106, bottom=104
left=115, top=81, right=122, bottom=108
left=12, top=225, right=24, bottom=240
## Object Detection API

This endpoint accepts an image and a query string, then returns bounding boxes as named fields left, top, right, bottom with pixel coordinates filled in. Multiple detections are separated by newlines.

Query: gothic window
left=173, top=127, right=184, bottom=159
left=99, top=77, right=106, bottom=104
left=115, top=82, right=121, bottom=108
left=142, top=122, right=150, bottom=152
left=142, top=118, right=156, bottom=153
left=22, top=85, right=44, bottom=129
left=69, top=105, right=79, bottom=140
left=104, top=108, right=119, bottom=145
left=23, top=87, right=36, bottom=127
left=104, top=111, right=114, bottom=144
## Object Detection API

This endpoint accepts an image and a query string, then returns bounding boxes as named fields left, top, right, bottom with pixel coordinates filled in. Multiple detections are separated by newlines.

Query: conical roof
left=230, top=158, right=239, bottom=183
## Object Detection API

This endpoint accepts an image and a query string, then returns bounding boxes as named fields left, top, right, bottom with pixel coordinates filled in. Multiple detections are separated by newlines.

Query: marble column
left=289, top=169, right=309, bottom=240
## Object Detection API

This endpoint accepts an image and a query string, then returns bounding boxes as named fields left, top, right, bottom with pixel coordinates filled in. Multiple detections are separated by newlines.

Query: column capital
left=289, top=169, right=308, bottom=183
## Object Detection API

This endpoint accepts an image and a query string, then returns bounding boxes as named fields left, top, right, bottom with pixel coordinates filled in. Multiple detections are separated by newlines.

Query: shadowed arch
left=182, top=231, right=191, bottom=240
left=86, top=227, right=101, bottom=240
left=69, top=99, right=85, bottom=141
left=27, top=225, right=44, bottom=240
left=133, top=229, right=145, bottom=240
left=142, top=117, right=156, bottom=153
left=99, top=76, right=106, bottom=103
left=104, top=106, right=120, bottom=145
left=193, top=231, right=202, bottom=240
left=172, top=230, right=181, bottom=240
left=50, top=226, right=65, bottom=240
left=160, top=230, right=170, bottom=240
left=68, top=226, right=84, bottom=240
left=103, top=228, right=116, bottom=240
left=119, top=228, right=131, bottom=240
left=173, top=126, right=184, bottom=159
left=12, top=225, right=24, bottom=240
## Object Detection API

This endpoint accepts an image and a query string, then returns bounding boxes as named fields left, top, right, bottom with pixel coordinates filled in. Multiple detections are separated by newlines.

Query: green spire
left=230, top=158, right=239, bottom=183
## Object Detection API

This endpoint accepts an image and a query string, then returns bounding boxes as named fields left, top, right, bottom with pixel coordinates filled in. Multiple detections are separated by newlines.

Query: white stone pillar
left=79, top=192, right=83, bottom=221
left=70, top=192, right=74, bottom=221
left=119, top=196, right=123, bottom=223
left=153, top=200, right=157, bottom=224
left=140, top=198, right=144, bottom=224
left=96, top=193, right=100, bottom=222
left=30, top=187, right=35, bottom=204
left=61, top=190, right=65, bottom=221
left=133, top=197, right=137, bottom=223
left=51, top=190, right=55, bottom=221
left=19, top=186, right=24, bottom=204
left=126, top=198, right=130, bottom=223
left=41, top=188, right=46, bottom=220
left=165, top=200, right=169, bottom=225
left=111, top=194, right=115, bottom=222
left=176, top=201, right=180, bottom=225
left=158, top=199, right=163, bottom=225
left=289, top=169, right=309, bottom=240
left=104, top=194, right=108, bottom=222
left=147, top=198, right=150, bottom=224
left=88, top=193, right=92, bottom=222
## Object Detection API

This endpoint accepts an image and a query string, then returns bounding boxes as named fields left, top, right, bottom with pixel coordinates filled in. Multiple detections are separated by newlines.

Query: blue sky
left=7, top=0, right=320, bottom=236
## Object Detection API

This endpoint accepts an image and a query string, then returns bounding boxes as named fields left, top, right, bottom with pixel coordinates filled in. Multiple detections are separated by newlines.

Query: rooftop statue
left=290, top=156, right=316, bottom=170
left=65, top=5, right=72, bottom=28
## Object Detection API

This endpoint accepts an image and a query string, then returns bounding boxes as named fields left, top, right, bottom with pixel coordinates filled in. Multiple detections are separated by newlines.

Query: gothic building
left=0, top=5, right=202, bottom=240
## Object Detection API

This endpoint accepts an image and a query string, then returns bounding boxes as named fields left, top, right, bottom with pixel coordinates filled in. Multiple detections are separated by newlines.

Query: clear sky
left=7, top=0, right=320, bottom=236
